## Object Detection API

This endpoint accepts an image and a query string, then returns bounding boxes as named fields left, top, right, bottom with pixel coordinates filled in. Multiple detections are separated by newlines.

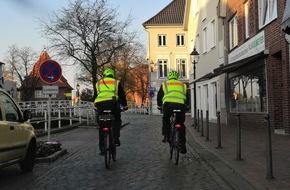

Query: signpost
left=39, top=60, right=62, bottom=141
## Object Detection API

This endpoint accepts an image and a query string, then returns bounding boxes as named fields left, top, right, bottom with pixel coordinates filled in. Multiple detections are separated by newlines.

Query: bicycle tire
left=170, top=142, right=174, bottom=160
left=174, top=129, right=180, bottom=165
left=104, top=133, right=111, bottom=169
left=169, top=122, right=174, bottom=160
left=110, top=132, right=116, bottom=162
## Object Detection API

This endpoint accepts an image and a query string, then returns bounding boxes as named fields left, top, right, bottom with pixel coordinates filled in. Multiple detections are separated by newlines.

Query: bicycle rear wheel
left=170, top=142, right=174, bottom=160
left=104, top=133, right=111, bottom=169
left=110, top=133, right=116, bottom=162
left=174, top=130, right=180, bottom=165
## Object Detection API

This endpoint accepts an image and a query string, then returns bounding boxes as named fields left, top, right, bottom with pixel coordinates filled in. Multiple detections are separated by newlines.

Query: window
left=158, top=59, right=168, bottom=78
left=201, top=0, right=207, bottom=21
left=244, top=1, right=249, bottom=38
left=195, top=34, right=200, bottom=53
left=210, top=19, right=216, bottom=49
left=202, top=27, right=207, bottom=53
left=192, top=0, right=199, bottom=16
left=176, top=34, right=185, bottom=46
left=229, top=65, right=267, bottom=113
left=229, top=16, right=238, bottom=49
left=176, top=59, right=186, bottom=78
left=258, top=0, right=277, bottom=28
left=158, top=34, right=166, bottom=46
left=0, top=92, right=20, bottom=122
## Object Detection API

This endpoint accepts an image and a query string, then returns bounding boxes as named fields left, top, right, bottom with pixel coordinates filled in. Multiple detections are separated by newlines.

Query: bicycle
left=98, top=109, right=116, bottom=169
left=169, top=109, right=182, bottom=165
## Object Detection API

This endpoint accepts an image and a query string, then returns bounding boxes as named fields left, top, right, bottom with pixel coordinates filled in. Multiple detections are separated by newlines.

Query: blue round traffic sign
left=39, top=60, right=62, bottom=84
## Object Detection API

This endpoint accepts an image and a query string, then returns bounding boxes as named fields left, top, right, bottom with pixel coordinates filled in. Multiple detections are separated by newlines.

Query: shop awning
left=213, top=50, right=268, bottom=75
left=282, top=0, right=290, bottom=34
left=189, top=72, right=218, bottom=85
left=190, top=50, right=268, bottom=85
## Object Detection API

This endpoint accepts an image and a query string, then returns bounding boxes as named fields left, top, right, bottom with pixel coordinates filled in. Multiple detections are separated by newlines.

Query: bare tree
left=4, top=45, right=38, bottom=100
left=130, top=61, right=149, bottom=104
left=39, top=0, right=135, bottom=99
left=4, top=45, right=36, bottom=82
left=113, top=43, right=149, bottom=104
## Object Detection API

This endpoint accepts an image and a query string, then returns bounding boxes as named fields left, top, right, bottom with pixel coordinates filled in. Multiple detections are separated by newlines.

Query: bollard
left=206, top=110, right=209, bottom=141
left=79, top=107, right=81, bottom=123
left=69, top=107, right=72, bottom=126
left=44, top=110, right=47, bottom=131
left=265, top=114, right=274, bottom=179
left=87, top=110, right=89, bottom=125
left=236, top=113, right=242, bottom=160
left=201, top=110, right=204, bottom=136
left=58, top=109, right=61, bottom=128
left=197, top=109, right=200, bottom=132
left=216, top=111, right=222, bottom=149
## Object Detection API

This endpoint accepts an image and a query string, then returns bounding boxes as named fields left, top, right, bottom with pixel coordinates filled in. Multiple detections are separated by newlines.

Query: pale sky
left=0, top=0, right=171, bottom=90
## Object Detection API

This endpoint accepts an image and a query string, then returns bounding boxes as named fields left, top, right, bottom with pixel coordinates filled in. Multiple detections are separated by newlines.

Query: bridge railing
left=17, top=100, right=96, bottom=131
left=17, top=100, right=149, bottom=132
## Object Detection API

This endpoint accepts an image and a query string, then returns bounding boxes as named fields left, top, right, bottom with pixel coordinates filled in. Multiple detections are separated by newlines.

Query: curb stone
left=36, top=149, right=67, bottom=163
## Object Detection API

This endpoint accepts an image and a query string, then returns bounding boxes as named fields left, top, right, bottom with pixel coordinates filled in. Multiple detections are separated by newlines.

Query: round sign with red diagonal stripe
left=39, top=60, right=62, bottom=84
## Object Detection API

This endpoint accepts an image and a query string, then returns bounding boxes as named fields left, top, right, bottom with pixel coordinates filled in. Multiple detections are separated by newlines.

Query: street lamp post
left=190, top=47, right=199, bottom=128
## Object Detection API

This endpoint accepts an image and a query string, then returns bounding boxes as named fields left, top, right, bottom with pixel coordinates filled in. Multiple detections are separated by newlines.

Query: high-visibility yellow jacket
left=94, top=77, right=119, bottom=103
left=162, top=79, right=187, bottom=105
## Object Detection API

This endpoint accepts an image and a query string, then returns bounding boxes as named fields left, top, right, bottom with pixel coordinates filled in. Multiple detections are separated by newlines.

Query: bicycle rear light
left=102, top=127, right=109, bottom=132
left=175, top=124, right=181, bottom=128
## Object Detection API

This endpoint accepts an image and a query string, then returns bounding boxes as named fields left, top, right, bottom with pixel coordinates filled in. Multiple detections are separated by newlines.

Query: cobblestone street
left=0, top=114, right=231, bottom=190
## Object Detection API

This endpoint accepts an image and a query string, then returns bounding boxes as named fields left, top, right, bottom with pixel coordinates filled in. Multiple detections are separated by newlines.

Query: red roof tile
left=143, top=0, right=186, bottom=27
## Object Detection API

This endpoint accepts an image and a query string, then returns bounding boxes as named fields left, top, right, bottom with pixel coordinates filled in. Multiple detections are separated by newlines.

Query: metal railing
left=17, top=100, right=149, bottom=132
left=17, top=100, right=96, bottom=131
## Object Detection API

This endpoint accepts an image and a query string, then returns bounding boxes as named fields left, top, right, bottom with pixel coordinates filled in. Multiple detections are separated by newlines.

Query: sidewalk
left=185, top=116, right=290, bottom=190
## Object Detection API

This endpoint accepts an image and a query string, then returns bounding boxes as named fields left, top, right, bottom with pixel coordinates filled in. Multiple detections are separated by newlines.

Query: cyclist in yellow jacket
left=94, top=68, right=128, bottom=154
left=157, top=70, right=189, bottom=154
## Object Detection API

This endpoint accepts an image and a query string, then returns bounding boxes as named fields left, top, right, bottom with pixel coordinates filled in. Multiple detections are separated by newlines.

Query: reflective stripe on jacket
left=94, top=77, right=119, bottom=103
left=162, top=80, right=186, bottom=104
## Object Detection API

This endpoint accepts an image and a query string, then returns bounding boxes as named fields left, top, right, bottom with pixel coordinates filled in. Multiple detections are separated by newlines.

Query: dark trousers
left=162, top=102, right=186, bottom=145
left=95, top=100, right=122, bottom=150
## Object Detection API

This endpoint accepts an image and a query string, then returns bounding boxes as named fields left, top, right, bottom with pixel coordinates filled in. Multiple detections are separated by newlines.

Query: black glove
left=122, top=106, right=128, bottom=111
left=157, top=106, right=162, bottom=110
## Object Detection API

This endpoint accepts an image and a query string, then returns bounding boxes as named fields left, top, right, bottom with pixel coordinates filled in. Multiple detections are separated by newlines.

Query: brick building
left=222, top=0, right=290, bottom=134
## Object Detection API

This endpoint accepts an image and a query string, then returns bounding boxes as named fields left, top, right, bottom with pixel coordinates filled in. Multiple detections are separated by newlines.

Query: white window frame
left=176, top=34, right=185, bottom=46
left=158, top=34, right=167, bottom=46
left=258, top=0, right=277, bottom=28
left=210, top=19, right=216, bottom=49
left=229, top=15, right=238, bottom=50
left=202, top=27, right=208, bottom=53
left=244, top=1, right=249, bottom=39
left=158, top=59, right=168, bottom=78
left=176, top=59, right=187, bottom=78
left=192, top=0, right=199, bottom=16
left=201, top=0, right=207, bottom=21
left=195, top=34, right=200, bottom=54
